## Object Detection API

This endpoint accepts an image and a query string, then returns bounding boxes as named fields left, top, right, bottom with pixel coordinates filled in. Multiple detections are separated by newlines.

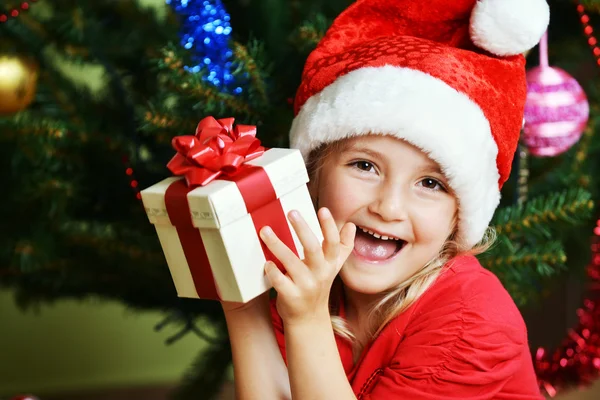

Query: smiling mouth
left=353, top=226, right=407, bottom=262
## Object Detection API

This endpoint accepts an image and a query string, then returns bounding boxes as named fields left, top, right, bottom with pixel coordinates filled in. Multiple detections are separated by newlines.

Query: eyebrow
left=346, top=146, right=444, bottom=175
left=345, top=146, right=385, bottom=160
left=421, top=163, right=443, bottom=175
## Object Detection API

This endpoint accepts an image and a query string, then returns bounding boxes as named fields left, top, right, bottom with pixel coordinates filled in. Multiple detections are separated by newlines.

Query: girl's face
left=313, top=135, right=457, bottom=296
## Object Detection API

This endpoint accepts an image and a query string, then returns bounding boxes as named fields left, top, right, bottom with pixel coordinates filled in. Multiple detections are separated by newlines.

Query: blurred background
left=2, top=0, right=600, bottom=399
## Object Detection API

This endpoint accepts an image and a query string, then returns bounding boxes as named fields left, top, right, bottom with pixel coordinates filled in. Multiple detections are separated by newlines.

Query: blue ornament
left=166, top=0, right=243, bottom=94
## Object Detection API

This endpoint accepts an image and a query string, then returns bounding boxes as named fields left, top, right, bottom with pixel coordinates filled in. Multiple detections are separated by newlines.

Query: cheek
left=412, top=201, right=456, bottom=243
left=318, top=173, right=366, bottom=226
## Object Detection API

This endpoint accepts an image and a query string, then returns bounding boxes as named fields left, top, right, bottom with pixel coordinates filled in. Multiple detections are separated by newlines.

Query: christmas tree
left=1, top=0, right=600, bottom=398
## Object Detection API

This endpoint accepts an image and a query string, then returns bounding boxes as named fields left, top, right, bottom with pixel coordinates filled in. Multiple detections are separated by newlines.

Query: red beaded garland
left=535, top=215, right=600, bottom=396
left=0, top=0, right=37, bottom=23
left=102, top=135, right=142, bottom=202
left=578, top=2, right=600, bottom=67
left=121, top=155, right=142, bottom=201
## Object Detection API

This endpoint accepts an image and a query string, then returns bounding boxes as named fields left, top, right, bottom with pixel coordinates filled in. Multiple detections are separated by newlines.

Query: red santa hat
left=290, top=0, right=550, bottom=248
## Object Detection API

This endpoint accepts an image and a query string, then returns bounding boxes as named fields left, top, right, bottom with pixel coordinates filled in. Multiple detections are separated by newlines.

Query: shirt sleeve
left=270, top=296, right=288, bottom=365
left=362, top=269, right=530, bottom=400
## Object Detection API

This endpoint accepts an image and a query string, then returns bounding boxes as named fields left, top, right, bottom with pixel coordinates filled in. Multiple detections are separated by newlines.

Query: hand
left=259, top=207, right=356, bottom=325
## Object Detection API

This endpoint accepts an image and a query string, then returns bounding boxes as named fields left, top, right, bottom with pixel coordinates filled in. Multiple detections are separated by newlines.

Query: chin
left=339, top=260, right=403, bottom=295
left=339, top=249, right=434, bottom=296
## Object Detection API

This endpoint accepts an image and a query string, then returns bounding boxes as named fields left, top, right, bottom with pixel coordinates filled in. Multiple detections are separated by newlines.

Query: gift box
left=141, top=117, right=323, bottom=303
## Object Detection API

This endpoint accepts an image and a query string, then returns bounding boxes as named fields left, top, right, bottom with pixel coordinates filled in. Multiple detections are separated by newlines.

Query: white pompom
left=470, top=0, right=550, bottom=56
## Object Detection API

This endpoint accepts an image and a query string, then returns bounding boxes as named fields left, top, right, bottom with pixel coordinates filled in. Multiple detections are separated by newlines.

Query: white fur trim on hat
left=290, top=66, right=500, bottom=248
left=470, top=0, right=550, bottom=56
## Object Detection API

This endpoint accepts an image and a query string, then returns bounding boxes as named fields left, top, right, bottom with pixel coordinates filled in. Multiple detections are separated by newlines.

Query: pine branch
left=0, top=114, right=133, bottom=160
left=232, top=40, right=270, bottom=106
left=61, top=221, right=162, bottom=263
left=492, top=189, right=594, bottom=239
left=571, top=125, right=595, bottom=177
left=485, top=240, right=567, bottom=276
left=580, top=0, right=600, bottom=13
left=140, top=106, right=197, bottom=142
left=44, top=1, right=172, bottom=63
left=23, top=178, right=76, bottom=212
left=559, top=121, right=597, bottom=191
left=40, top=68, right=86, bottom=127
left=527, top=115, right=599, bottom=196
left=480, top=239, right=568, bottom=306
left=10, top=10, right=49, bottom=43
left=3, top=254, right=140, bottom=311
left=0, top=113, right=70, bottom=141
left=291, top=14, right=330, bottom=53
left=2, top=232, right=178, bottom=312
left=156, top=46, right=258, bottom=118
left=3, top=251, right=71, bottom=277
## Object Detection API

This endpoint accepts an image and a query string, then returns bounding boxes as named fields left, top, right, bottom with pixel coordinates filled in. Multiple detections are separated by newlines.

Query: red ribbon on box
left=167, top=116, right=265, bottom=187
left=164, top=116, right=298, bottom=300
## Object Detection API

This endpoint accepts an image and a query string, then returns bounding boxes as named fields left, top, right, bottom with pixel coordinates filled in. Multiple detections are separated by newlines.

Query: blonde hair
left=305, top=138, right=496, bottom=358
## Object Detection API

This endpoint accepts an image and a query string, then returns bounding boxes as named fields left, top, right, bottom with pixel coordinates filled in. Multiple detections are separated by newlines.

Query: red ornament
left=11, top=395, right=40, bottom=400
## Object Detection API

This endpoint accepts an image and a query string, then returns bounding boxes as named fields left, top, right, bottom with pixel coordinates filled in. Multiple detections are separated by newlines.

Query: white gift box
left=141, top=148, right=323, bottom=303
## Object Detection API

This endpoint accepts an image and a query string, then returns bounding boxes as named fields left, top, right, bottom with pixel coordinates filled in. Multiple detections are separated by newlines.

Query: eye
left=350, top=160, right=376, bottom=173
left=419, top=178, right=446, bottom=191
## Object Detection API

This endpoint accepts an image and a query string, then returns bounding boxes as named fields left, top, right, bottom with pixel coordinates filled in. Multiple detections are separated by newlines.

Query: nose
left=367, top=181, right=408, bottom=222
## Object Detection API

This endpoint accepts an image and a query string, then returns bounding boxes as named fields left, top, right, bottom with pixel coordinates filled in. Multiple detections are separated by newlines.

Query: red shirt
left=271, top=255, right=542, bottom=399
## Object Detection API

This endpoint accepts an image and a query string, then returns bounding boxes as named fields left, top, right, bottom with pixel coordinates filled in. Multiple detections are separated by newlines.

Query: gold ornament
left=0, top=54, right=39, bottom=115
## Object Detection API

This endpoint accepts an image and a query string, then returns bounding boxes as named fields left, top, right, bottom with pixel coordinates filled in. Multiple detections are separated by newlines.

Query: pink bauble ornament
left=523, top=31, right=589, bottom=157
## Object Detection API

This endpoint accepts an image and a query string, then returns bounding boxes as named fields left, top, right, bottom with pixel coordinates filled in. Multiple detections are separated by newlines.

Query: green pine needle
left=232, top=40, right=270, bottom=107
left=0, top=113, right=70, bottom=141
left=480, top=239, right=567, bottom=306
left=493, top=188, right=594, bottom=240
left=291, top=14, right=330, bottom=52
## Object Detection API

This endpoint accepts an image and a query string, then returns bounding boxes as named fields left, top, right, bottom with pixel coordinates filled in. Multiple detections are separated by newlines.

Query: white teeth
left=359, top=227, right=400, bottom=241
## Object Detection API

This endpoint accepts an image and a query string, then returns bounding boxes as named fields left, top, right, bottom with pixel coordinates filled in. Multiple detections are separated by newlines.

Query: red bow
left=167, top=116, right=265, bottom=187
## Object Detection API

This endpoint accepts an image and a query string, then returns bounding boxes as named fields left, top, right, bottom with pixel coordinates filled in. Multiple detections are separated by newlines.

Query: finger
left=337, top=223, right=356, bottom=269
left=319, top=207, right=341, bottom=262
left=288, top=210, right=324, bottom=269
left=265, top=261, right=297, bottom=296
left=260, top=226, right=309, bottom=282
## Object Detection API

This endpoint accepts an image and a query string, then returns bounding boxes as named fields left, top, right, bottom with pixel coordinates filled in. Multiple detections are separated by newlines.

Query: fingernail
left=266, top=260, right=279, bottom=274
left=261, top=226, right=273, bottom=237
left=321, top=207, right=331, bottom=218
left=289, top=210, right=300, bottom=221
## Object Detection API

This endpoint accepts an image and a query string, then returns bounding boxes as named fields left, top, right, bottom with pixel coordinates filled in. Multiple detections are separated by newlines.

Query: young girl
left=222, top=0, right=550, bottom=398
